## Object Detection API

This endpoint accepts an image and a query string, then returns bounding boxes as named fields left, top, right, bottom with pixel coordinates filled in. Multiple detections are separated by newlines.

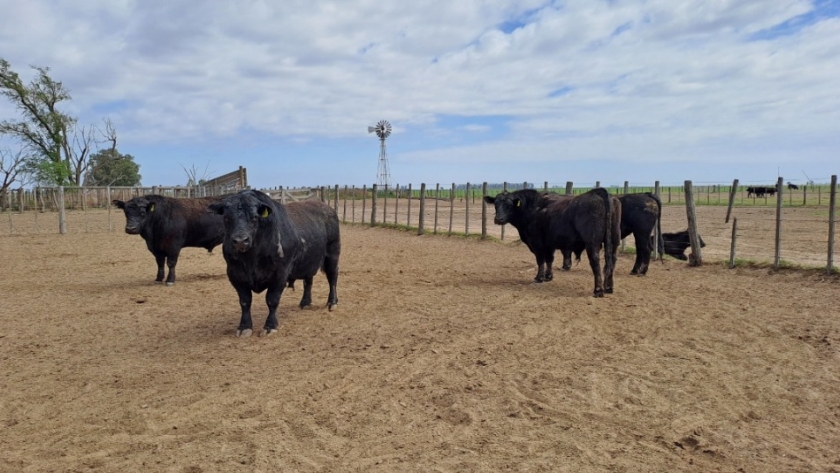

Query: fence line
left=2, top=179, right=837, bottom=273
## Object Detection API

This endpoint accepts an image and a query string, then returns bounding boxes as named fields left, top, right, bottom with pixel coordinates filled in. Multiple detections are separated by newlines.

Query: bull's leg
left=631, top=231, right=650, bottom=275
left=534, top=255, right=547, bottom=282
left=262, top=284, right=284, bottom=337
left=299, top=276, right=314, bottom=309
left=323, top=254, right=339, bottom=310
left=560, top=249, right=573, bottom=271
left=585, top=245, right=604, bottom=297
left=544, top=251, right=555, bottom=281
left=234, top=286, right=254, bottom=338
left=154, top=254, right=165, bottom=283
left=605, top=239, right=619, bottom=294
left=164, top=252, right=179, bottom=286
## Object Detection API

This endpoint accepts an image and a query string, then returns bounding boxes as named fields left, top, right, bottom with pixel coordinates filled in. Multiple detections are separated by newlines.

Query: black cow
left=209, top=190, right=340, bottom=337
left=484, top=188, right=620, bottom=297
left=617, top=193, right=663, bottom=276
left=656, top=230, right=706, bottom=261
left=531, top=192, right=662, bottom=276
left=112, top=195, right=225, bottom=285
left=787, top=182, right=799, bottom=190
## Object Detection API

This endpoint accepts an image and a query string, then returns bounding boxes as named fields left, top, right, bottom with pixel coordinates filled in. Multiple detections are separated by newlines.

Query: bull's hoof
left=605, top=287, right=614, bottom=294
left=328, top=302, right=337, bottom=311
left=593, top=291, right=605, bottom=298
left=561, top=266, right=571, bottom=271
left=260, top=328, right=278, bottom=337
left=165, top=281, right=174, bottom=286
left=630, top=269, right=638, bottom=275
left=299, top=300, right=312, bottom=309
left=235, top=328, right=253, bottom=338
left=544, top=273, right=553, bottom=281
left=534, top=276, right=545, bottom=283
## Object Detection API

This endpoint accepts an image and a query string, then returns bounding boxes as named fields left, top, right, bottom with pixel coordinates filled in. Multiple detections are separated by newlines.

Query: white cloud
left=0, top=0, right=837, bottom=186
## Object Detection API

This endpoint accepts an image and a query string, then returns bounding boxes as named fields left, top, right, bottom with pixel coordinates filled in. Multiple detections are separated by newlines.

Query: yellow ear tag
left=516, top=201, right=520, bottom=207
left=261, top=208, right=269, bottom=218
left=149, top=204, right=155, bottom=212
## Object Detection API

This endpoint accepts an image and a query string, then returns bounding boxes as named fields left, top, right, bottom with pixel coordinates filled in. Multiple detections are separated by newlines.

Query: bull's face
left=483, top=193, right=520, bottom=225
left=112, top=198, right=154, bottom=235
left=210, top=195, right=273, bottom=253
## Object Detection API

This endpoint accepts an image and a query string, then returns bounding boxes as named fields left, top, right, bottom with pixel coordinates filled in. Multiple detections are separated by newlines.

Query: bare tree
left=180, top=162, right=214, bottom=187
left=1, top=148, right=28, bottom=209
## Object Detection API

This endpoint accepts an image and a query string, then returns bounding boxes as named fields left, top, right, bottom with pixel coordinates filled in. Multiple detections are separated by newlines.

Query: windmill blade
left=367, top=126, right=376, bottom=133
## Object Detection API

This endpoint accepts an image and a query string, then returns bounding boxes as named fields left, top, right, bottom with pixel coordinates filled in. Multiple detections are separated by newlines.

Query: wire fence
left=2, top=179, right=837, bottom=273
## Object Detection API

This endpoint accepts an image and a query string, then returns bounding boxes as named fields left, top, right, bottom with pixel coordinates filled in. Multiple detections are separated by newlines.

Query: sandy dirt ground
left=1, top=210, right=840, bottom=472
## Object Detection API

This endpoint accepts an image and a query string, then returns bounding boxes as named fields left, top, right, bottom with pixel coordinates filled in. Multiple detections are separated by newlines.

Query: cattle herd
left=114, top=188, right=702, bottom=337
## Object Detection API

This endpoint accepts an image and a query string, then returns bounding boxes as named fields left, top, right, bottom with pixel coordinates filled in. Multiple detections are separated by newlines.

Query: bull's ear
left=112, top=200, right=125, bottom=209
left=258, top=204, right=271, bottom=218
left=483, top=195, right=495, bottom=204
left=208, top=203, right=225, bottom=215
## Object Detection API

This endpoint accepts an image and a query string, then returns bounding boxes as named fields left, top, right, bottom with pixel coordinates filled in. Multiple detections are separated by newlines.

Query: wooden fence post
left=481, top=182, right=488, bottom=239
left=684, top=180, right=702, bottom=266
left=334, top=184, right=339, bottom=212
left=623, top=181, right=629, bottom=195
left=465, top=182, right=471, bottom=235
left=774, top=177, right=784, bottom=269
left=351, top=185, right=356, bottom=223
left=407, top=184, right=412, bottom=227
left=449, top=183, right=455, bottom=236
left=725, top=179, right=739, bottom=224
left=827, top=175, right=837, bottom=275
left=393, top=184, right=400, bottom=225
left=343, top=185, right=348, bottom=222
left=565, top=181, right=573, bottom=195
left=361, top=185, right=367, bottom=224
left=370, top=184, right=378, bottom=227
left=729, top=218, right=738, bottom=269
left=418, top=183, right=427, bottom=235
left=595, top=181, right=600, bottom=188
left=58, top=186, right=67, bottom=234
left=383, top=184, right=388, bottom=224
left=434, top=184, right=440, bottom=234
left=544, top=181, right=549, bottom=192
left=501, top=182, right=507, bottom=240
left=107, top=186, right=113, bottom=231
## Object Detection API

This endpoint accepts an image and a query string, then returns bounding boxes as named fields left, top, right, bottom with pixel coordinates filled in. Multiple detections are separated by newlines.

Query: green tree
left=0, top=58, right=111, bottom=185
left=84, top=148, right=142, bottom=186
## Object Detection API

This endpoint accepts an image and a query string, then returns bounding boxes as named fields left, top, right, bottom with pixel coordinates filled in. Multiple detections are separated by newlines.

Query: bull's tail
left=592, top=188, right=613, bottom=267
left=650, top=192, right=664, bottom=263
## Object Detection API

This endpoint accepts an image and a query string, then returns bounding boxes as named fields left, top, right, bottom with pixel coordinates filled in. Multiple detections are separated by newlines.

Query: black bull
left=484, top=188, right=620, bottom=297
left=113, top=195, right=225, bottom=285
left=553, top=192, right=663, bottom=276
left=209, top=190, right=341, bottom=337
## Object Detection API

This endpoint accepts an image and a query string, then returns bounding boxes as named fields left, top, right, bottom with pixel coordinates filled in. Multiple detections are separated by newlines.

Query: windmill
left=368, top=119, right=392, bottom=187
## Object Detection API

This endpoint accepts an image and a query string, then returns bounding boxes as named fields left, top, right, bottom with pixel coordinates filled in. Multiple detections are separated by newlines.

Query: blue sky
left=1, top=0, right=838, bottom=188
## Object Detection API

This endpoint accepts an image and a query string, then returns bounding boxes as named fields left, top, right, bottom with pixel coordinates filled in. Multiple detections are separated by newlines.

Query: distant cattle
left=112, top=195, right=225, bottom=285
left=656, top=230, right=706, bottom=261
left=747, top=186, right=778, bottom=198
left=787, top=182, right=799, bottom=190
left=209, top=190, right=341, bottom=337
left=484, top=188, right=620, bottom=297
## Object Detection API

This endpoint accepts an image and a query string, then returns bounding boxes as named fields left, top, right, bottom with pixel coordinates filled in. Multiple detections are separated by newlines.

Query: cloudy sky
left=1, top=0, right=838, bottom=188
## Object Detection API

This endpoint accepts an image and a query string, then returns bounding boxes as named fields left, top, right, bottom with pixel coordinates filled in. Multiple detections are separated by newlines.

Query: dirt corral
left=1, top=213, right=839, bottom=472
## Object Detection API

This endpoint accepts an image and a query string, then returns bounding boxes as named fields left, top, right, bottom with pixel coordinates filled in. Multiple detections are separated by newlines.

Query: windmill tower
left=368, top=119, right=392, bottom=187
